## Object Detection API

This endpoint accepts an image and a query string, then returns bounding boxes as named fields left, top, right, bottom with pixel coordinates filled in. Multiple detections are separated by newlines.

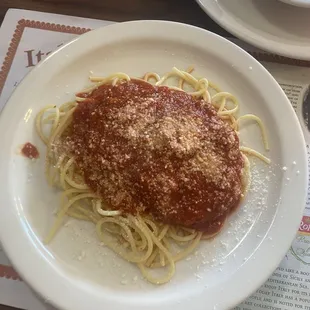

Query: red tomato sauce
left=61, top=79, right=244, bottom=234
left=21, top=142, right=39, bottom=159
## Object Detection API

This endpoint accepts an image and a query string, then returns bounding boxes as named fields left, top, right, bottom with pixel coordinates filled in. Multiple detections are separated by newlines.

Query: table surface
left=0, top=0, right=228, bottom=309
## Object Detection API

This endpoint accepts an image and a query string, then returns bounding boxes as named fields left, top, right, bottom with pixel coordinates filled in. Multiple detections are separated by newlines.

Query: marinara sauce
left=60, top=79, right=244, bottom=235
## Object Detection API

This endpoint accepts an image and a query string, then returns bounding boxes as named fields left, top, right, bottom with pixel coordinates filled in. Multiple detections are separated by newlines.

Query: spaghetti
left=36, top=67, right=270, bottom=284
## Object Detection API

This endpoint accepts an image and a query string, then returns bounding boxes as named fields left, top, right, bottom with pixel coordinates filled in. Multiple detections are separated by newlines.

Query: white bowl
left=0, top=21, right=307, bottom=310
left=279, top=0, right=310, bottom=8
left=197, top=0, right=310, bottom=60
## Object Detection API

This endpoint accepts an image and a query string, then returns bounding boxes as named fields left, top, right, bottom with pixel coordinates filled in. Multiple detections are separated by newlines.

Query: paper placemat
left=0, top=8, right=309, bottom=310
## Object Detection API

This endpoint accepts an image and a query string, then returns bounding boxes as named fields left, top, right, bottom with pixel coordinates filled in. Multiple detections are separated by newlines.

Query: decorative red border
left=0, top=19, right=91, bottom=95
left=0, top=18, right=309, bottom=282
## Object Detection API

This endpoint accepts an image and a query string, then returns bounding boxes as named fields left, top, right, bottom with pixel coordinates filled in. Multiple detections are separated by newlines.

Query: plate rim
left=196, top=0, right=310, bottom=61
left=0, top=20, right=307, bottom=310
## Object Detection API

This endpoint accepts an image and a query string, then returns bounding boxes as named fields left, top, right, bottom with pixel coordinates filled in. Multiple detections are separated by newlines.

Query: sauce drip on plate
left=21, top=142, right=39, bottom=159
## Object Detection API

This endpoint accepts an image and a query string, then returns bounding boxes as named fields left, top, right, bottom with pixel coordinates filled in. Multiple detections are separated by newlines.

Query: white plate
left=0, top=21, right=307, bottom=310
left=280, top=0, right=310, bottom=8
left=196, top=0, right=310, bottom=60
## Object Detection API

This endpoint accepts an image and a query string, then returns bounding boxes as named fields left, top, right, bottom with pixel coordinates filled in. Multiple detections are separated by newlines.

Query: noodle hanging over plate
left=35, top=67, right=270, bottom=284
